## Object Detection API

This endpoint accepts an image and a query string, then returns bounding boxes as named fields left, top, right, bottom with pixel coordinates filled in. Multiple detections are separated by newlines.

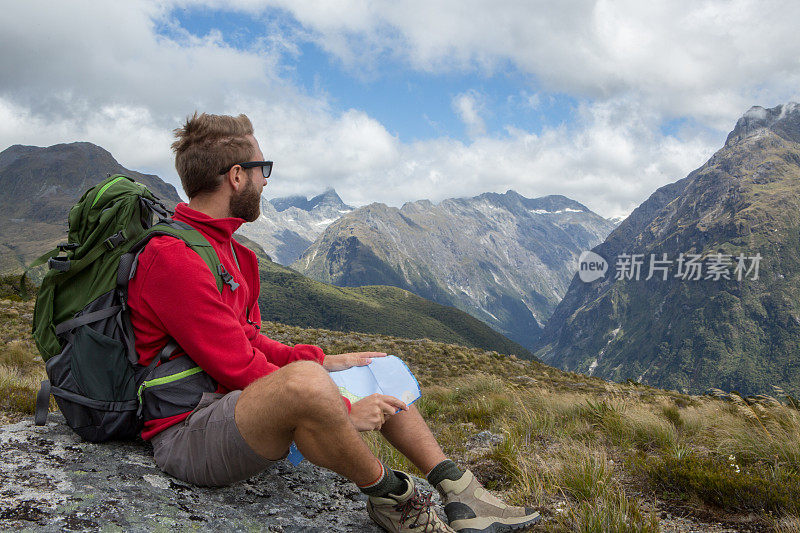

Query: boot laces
left=394, top=489, right=444, bottom=531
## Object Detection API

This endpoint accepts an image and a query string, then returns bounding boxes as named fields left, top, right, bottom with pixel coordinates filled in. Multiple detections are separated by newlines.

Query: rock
left=468, top=430, right=505, bottom=447
left=0, top=415, right=440, bottom=532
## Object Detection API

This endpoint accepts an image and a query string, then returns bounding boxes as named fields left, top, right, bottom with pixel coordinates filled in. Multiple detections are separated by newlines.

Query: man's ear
left=226, top=165, right=244, bottom=191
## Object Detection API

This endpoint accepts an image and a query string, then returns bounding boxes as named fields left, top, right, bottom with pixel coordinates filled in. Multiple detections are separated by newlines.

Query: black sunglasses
left=220, top=161, right=273, bottom=178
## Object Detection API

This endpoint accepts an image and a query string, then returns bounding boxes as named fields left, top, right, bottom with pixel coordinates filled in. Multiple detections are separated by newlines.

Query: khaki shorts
left=150, top=390, right=284, bottom=487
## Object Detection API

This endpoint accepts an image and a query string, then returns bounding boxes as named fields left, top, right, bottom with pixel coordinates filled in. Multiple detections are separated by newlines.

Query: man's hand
left=322, top=351, right=387, bottom=372
left=349, top=393, right=408, bottom=431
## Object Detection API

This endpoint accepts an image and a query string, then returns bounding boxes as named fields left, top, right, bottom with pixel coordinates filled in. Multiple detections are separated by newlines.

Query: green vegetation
left=0, top=279, right=46, bottom=416
left=259, top=320, right=800, bottom=531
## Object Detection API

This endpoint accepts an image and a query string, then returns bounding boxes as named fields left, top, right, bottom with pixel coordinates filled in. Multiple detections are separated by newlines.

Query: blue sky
left=166, top=5, right=578, bottom=144
left=1, top=1, right=799, bottom=218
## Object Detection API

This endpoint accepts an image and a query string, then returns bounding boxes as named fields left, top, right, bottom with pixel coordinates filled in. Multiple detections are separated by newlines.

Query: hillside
left=2, top=295, right=800, bottom=532
left=0, top=142, right=182, bottom=274
left=538, top=103, right=800, bottom=397
left=256, top=260, right=532, bottom=358
left=294, top=192, right=615, bottom=350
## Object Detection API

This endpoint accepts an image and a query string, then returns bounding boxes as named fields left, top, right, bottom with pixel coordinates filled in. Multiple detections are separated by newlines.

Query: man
left=127, top=112, right=541, bottom=533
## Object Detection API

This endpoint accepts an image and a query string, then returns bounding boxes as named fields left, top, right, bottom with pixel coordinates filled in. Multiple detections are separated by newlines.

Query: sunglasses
left=220, top=161, right=273, bottom=178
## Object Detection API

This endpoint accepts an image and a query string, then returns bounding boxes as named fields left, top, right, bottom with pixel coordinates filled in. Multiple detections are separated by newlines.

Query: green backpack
left=30, top=174, right=236, bottom=442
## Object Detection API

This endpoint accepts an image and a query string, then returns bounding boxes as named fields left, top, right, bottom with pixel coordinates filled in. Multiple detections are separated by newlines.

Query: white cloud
left=232, top=0, right=800, bottom=127
left=452, top=91, right=487, bottom=138
left=328, top=97, right=716, bottom=219
left=0, top=0, right=781, bottom=220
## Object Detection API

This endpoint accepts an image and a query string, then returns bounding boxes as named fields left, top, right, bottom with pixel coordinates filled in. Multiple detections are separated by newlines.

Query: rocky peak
left=309, top=189, right=350, bottom=211
left=269, top=194, right=308, bottom=212
left=0, top=144, right=40, bottom=172
left=474, top=190, right=588, bottom=215
left=270, top=189, right=351, bottom=213
left=0, top=142, right=118, bottom=178
left=725, top=102, right=800, bottom=146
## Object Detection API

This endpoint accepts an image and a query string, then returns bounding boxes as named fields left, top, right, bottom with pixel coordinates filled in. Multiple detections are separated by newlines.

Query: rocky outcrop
left=0, top=415, right=421, bottom=532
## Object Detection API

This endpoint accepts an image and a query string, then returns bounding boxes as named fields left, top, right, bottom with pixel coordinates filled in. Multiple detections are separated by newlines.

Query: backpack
left=29, top=174, right=237, bottom=442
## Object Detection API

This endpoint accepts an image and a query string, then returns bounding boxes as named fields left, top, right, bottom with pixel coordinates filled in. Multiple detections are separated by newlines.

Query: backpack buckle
left=104, top=231, right=127, bottom=250
left=57, top=242, right=79, bottom=252
left=48, top=257, right=71, bottom=272
left=217, top=265, right=240, bottom=292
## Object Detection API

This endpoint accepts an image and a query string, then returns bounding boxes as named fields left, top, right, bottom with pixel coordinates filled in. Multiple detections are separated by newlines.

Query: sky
left=2, top=1, right=799, bottom=218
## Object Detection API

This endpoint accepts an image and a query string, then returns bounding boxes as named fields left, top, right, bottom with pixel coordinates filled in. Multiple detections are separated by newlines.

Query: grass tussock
left=773, top=515, right=800, bottom=533
left=645, top=453, right=800, bottom=513
left=555, top=486, right=660, bottom=533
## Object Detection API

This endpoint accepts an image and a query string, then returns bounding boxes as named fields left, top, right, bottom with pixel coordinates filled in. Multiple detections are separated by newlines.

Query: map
left=287, top=355, right=421, bottom=465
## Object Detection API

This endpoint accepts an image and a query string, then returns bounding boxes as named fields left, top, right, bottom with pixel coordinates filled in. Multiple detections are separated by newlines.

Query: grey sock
left=360, top=463, right=408, bottom=498
left=426, top=459, right=463, bottom=488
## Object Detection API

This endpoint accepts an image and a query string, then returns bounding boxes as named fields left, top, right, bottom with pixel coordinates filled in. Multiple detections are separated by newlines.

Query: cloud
left=452, top=91, right=486, bottom=138
left=0, top=0, right=770, bottom=220
left=236, top=0, right=800, bottom=127
left=328, top=97, right=716, bottom=219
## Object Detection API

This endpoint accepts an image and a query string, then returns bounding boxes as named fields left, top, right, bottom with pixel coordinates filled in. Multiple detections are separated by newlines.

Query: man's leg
left=235, top=360, right=380, bottom=484
left=234, top=360, right=454, bottom=532
left=379, top=402, right=541, bottom=532
left=379, top=405, right=447, bottom=474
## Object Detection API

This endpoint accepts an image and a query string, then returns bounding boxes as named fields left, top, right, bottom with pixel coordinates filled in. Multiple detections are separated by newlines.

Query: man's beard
left=229, top=177, right=261, bottom=222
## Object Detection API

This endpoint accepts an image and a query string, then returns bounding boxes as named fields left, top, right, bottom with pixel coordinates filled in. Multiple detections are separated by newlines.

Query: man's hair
left=172, top=112, right=255, bottom=198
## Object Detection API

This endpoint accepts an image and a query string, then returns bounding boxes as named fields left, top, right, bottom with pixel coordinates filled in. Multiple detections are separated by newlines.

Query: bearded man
left=126, top=112, right=541, bottom=533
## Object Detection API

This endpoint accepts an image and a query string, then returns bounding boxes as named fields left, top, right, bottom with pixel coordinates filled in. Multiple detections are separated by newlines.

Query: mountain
left=537, top=102, right=800, bottom=396
left=183, top=235, right=529, bottom=357
left=0, top=142, right=182, bottom=273
left=236, top=189, right=353, bottom=265
left=0, top=143, right=526, bottom=354
left=256, top=260, right=531, bottom=358
left=293, top=191, right=615, bottom=351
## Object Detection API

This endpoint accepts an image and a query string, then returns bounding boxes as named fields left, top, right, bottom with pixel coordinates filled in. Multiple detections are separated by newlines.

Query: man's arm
left=137, top=240, right=279, bottom=391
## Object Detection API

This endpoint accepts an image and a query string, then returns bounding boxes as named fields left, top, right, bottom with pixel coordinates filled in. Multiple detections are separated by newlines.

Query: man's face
left=229, top=135, right=266, bottom=222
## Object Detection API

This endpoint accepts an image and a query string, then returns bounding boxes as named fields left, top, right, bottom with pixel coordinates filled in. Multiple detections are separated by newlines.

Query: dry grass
left=0, top=299, right=44, bottom=414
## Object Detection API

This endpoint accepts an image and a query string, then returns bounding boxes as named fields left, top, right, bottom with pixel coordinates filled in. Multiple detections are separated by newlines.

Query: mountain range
left=236, top=190, right=353, bottom=265
left=7, top=100, right=797, bottom=397
left=293, top=192, right=615, bottom=350
left=0, top=142, right=529, bottom=356
left=537, top=103, right=800, bottom=396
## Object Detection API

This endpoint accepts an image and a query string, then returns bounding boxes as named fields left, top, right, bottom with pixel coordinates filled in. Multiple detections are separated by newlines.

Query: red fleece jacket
left=127, top=203, right=348, bottom=440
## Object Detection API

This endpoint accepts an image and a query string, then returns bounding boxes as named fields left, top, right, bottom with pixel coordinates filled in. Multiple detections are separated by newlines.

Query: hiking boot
left=435, top=470, right=541, bottom=532
left=367, top=470, right=455, bottom=532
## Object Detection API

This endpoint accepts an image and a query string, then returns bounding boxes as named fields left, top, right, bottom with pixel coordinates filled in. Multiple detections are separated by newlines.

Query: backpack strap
left=34, top=379, right=51, bottom=426
left=124, top=220, right=226, bottom=293
left=112, top=219, right=227, bottom=366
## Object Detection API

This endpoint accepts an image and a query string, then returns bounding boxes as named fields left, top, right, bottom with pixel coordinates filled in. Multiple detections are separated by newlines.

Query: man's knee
left=277, top=360, right=340, bottom=405
left=238, top=361, right=342, bottom=427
